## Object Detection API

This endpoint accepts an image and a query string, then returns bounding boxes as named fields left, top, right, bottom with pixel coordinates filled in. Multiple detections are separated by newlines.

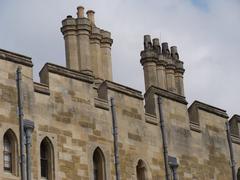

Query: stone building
left=0, top=6, right=239, bottom=180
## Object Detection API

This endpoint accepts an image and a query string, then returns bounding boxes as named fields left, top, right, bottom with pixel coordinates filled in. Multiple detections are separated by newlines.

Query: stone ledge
left=189, top=101, right=229, bottom=119
left=0, top=48, right=33, bottom=67
left=144, top=86, right=187, bottom=115
left=145, top=86, right=187, bottom=105
left=34, top=82, right=50, bottom=95
left=231, top=135, right=240, bottom=145
left=189, top=122, right=201, bottom=133
left=94, top=97, right=109, bottom=111
left=145, top=113, right=158, bottom=125
left=98, top=80, right=143, bottom=100
left=39, top=63, right=94, bottom=85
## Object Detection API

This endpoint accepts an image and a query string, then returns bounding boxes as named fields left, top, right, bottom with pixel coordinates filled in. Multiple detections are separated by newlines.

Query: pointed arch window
left=40, top=137, right=54, bottom=180
left=93, top=147, right=106, bottom=180
left=4, top=135, right=12, bottom=172
left=3, top=129, right=18, bottom=175
left=136, top=160, right=147, bottom=180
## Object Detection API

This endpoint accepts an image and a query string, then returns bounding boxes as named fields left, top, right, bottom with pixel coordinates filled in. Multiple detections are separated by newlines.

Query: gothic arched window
left=3, top=129, right=18, bottom=175
left=93, top=147, right=106, bottom=180
left=40, top=137, right=54, bottom=180
left=136, top=160, right=147, bottom=180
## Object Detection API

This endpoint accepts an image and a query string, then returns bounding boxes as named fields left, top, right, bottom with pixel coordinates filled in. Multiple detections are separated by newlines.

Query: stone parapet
left=144, top=85, right=187, bottom=115
left=98, top=80, right=143, bottom=100
left=0, top=48, right=33, bottom=67
left=188, top=101, right=229, bottom=132
left=39, top=63, right=94, bottom=85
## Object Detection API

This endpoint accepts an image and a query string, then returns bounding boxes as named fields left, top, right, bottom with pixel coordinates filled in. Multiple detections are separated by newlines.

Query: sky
left=0, top=0, right=239, bottom=117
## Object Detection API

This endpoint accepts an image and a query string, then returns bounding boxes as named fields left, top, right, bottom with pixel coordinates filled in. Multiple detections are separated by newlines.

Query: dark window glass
left=4, top=134, right=12, bottom=172
left=136, top=160, right=147, bottom=180
left=93, top=148, right=105, bottom=180
left=40, top=138, right=53, bottom=179
left=237, top=168, right=240, bottom=180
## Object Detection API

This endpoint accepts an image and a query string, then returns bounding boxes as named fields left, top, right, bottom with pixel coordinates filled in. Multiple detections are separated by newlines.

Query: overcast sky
left=0, top=0, right=239, bottom=117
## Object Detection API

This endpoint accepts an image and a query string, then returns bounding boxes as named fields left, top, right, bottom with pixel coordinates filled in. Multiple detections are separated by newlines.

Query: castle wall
left=0, top=51, right=240, bottom=180
left=1, top=6, right=240, bottom=180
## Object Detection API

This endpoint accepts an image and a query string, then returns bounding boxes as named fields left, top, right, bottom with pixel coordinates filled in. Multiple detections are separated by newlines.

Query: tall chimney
left=76, top=7, right=92, bottom=75
left=61, top=16, right=79, bottom=70
left=87, top=10, right=95, bottom=25
left=171, top=46, right=185, bottom=96
left=61, top=6, right=114, bottom=81
left=90, top=27, right=102, bottom=80
left=100, top=30, right=113, bottom=81
left=162, top=42, right=176, bottom=93
left=140, top=35, right=158, bottom=90
left=153, top=38, right=167, bottom=89
left=77, top=6, right=84, bottom=18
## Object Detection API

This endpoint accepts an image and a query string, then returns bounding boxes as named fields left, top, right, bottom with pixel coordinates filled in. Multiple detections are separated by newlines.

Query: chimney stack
left=90, top=26, right=102, bottom=81
left=154, top=38, right=167, bottom=90
left=140, top=35, right=158, bottom=90
left=61, top=6, right=114, bottom=80
left=100, top=30, right=113, bottom=81
left=171, top=46, right=185, bottom=96
left=140, top=36, right=185, bottom=96
left=61, top=16, right=79, bottom=70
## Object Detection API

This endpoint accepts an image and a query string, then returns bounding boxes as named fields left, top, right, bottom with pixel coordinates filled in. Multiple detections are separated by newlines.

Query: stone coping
left=189, top=101, right=229, bottom=119
left=34, top=82, right=50, bottom=95
left=0, top=48, right=33, bottom=67
left=144, top=86, right=188, bottom=105
left=40, top=63, right=94, bottom=84
left=230, top=114, right=240, bottom=121
left=99, top=80, right=143, bottom=100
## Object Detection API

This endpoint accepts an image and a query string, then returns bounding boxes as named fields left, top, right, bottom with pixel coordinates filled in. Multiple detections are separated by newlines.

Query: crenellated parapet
left=61, top=6, right=113, bottom=81
left=140, top=35, right=185, bottom=96
left=188, top=101, right=229, bottom=132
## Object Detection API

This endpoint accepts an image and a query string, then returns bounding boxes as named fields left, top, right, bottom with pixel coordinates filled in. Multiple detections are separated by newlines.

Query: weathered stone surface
left=0, top=5, right=239, bottom=180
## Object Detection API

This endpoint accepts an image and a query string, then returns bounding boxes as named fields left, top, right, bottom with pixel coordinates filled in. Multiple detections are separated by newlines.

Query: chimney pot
left=153, top=38, right=160, bottom=46
left=171, top=46, right=179, bottom=60
left=153, top=38, right=161, bottom=54
left=87, top=10, right=95, bottom=25
left=144, top=35, right=152, bottom=50
left=162, top=42, right=170, bottom=57
left=77, top=6, right=85, bottom=18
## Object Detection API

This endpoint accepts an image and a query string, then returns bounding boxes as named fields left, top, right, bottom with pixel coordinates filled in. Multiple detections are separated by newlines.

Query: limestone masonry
left=0, top=6, right=240, bottom=180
